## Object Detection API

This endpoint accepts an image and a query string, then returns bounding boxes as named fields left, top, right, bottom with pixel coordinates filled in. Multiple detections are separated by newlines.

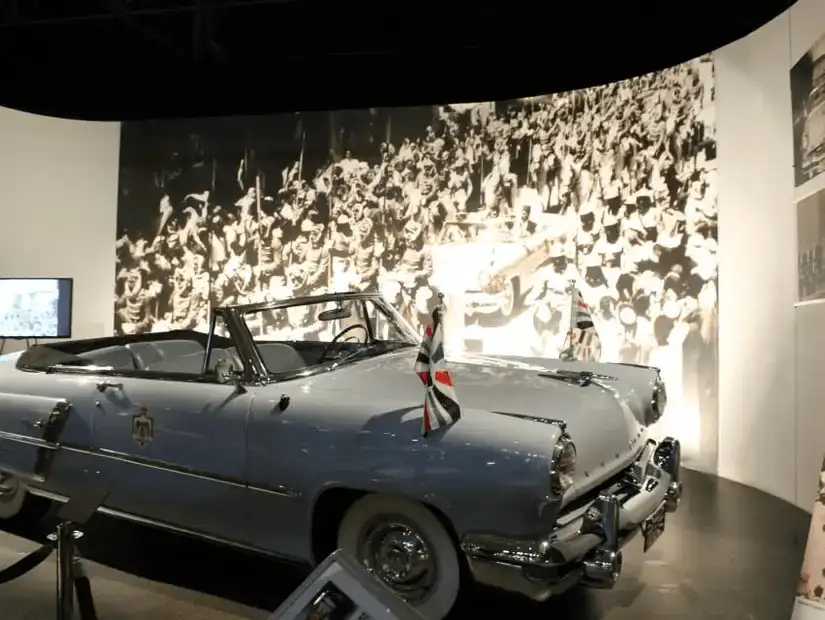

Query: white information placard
left=269, top=550, right=426, bottom=620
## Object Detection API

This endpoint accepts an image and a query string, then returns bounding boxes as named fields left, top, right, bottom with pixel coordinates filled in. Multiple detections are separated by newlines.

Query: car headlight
left=478, top=270, right=492, bottom=288
left=550, top=435, right=577, bottom=496
left=650, top=376, right=667, bottom=420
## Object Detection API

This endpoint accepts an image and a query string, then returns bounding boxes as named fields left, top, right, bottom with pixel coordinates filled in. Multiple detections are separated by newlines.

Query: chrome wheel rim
left=357, top=520, right=437, bottom=603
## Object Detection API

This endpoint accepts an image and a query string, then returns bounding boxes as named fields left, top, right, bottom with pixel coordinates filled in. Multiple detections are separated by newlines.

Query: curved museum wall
left=1, top=0, right=823, bottom=509
left=0, top=109, right=120, bottom=343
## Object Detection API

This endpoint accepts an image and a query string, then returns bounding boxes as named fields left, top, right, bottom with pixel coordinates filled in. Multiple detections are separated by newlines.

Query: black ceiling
left=0, top=0, right=796, bottom=120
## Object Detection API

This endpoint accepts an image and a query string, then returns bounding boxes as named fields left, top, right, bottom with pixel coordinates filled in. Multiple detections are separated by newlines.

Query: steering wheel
left=320, top=324, right=369, bottom=361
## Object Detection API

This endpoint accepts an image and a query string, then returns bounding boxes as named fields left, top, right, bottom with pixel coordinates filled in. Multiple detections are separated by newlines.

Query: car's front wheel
left=337, top=494, right=461, bottom=620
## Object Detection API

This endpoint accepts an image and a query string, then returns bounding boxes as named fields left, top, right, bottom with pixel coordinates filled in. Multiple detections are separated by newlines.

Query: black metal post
left=44, top=483, right=108, bottom=620
left=54, top=523, right=80, bottom=620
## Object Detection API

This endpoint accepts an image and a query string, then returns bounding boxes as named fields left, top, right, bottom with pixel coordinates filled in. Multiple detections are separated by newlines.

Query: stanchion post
left=44, top=484, right=108, bottom=620
left=53, top=523, right=79, bottom=620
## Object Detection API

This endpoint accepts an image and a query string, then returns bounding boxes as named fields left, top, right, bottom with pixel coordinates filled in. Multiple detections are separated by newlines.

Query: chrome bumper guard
left=460, top=437, right=682, bottom=602
left=464, top=291, right=507, bottom=314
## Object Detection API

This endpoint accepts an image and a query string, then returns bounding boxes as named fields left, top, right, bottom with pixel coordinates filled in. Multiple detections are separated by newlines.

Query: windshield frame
left=218, top=292, right=419, bottom=382
left=437, top=217, right=528, bottom=245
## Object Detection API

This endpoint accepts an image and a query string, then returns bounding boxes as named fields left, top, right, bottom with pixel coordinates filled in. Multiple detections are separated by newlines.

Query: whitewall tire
left=0, top=472, right=26, bottom=520
left=337, top=494, right=461, bottom=620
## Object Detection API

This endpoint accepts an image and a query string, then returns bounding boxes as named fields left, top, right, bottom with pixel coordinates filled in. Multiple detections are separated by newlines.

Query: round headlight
left=652, top=377, right=668, bottom=417
left=550, top=436, right=577, bottom=496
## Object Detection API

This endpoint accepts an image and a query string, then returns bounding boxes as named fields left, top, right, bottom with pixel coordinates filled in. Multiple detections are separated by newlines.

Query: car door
left=244, top=374, right=321, bottom=561
left=91, top=373, right=253, bottom=544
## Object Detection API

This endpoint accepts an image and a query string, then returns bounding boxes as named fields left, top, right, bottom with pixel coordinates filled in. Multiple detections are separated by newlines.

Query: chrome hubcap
left=358, top=521, right=436, bottom=602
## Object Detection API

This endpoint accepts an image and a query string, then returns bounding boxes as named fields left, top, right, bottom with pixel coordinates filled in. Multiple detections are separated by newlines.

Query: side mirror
left=318, top=306, right=352, bottom=321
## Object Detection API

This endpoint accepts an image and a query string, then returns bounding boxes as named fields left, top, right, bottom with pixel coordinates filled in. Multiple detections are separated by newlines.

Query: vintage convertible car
left=0, top=291, right=680, bottom=619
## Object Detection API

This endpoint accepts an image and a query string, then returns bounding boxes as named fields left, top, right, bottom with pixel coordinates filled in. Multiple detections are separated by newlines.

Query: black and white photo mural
left=792, top=31, right=825, bottom=188
left=114, top=55, right=718, bottom=471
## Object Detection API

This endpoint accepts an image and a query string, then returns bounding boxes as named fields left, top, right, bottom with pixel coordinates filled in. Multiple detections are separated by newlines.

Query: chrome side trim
left=46, top=364, right=116, bottom=375
left=27, top=488, right=308, bottom=566
left=57, top=444, right=300, bottom=499
left=490, top=412, right=568, bottom=431
left=0, top=429, right=58, bottom=450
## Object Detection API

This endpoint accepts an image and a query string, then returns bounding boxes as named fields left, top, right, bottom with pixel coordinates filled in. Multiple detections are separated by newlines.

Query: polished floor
left=0, top=469, right=810, bottom=619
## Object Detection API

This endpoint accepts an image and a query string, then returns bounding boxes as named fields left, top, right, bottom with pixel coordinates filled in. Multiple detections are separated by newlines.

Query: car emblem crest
left=132, top=406, right=154, bottom=447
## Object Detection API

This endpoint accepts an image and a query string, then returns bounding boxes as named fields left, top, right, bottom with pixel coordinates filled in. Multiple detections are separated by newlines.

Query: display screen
left=0, top=278, right=73, bottom=339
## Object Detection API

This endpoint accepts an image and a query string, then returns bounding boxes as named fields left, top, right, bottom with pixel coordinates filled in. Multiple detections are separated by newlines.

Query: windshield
left=239, top=296, right=418, bottom=375
left=439, top=219, right=524, bottom=244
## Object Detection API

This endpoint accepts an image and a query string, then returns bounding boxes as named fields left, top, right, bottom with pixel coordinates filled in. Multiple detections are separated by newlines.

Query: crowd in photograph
left=113, top=56, right=718, bottom=383
left=799, top=242, right=825, bottom=301
left=0, top=288, right=58, bottom=339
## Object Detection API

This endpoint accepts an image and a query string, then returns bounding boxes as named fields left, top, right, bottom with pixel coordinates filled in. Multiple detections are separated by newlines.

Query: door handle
left=96, top=381, right=123, bottom=392
left=273, top=394, right=290, bottom=413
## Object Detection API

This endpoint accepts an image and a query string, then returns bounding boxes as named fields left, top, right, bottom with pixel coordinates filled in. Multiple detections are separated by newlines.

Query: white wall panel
left=715, top=12, right=798, bottom=505
left=0, top=108, right=120, bottom=349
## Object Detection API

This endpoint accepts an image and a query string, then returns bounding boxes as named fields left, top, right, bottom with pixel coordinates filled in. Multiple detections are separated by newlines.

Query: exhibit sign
left=269, top=549, right=425, bottom=620
left=114, top=54, right=719, bottom=472
left=792, top=456, right=825, bottom=620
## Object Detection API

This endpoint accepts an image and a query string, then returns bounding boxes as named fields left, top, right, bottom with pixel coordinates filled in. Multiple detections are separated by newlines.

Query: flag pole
left=561, top=279, right=575, bottom=361
left=255, top=170, right=265, bottom=335
left=297, top=130, right=306, bottom=183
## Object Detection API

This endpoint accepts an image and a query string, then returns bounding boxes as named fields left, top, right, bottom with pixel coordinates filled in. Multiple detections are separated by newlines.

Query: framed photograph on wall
left=792, top=31, right=825, bottom=188
left=796, top=187, right=825, bottom=304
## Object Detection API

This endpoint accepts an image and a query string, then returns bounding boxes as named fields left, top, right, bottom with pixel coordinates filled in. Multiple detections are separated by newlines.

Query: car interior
left=17, top=300, right=395, bottom=379
left=69, top=338, right=318, bottom=376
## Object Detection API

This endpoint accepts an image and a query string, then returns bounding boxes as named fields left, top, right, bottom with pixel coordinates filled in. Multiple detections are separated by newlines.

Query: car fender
left=302, top=399, right=564, bottom=543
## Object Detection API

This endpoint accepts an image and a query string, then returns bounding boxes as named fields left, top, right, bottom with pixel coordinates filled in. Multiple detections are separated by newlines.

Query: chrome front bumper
left=464, top=291, right=508, bottom=314
left=460, top=437, right=682, bottom=602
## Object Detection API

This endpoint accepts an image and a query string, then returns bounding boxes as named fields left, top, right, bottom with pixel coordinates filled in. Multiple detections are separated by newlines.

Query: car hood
left=318, top=349, right=646, bottom=479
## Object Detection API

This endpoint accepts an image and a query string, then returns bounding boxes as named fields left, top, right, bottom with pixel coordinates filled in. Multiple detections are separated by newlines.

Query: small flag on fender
left=415, top=298, right=461, bottom=436
left=561, top=285, right=602, bottom=362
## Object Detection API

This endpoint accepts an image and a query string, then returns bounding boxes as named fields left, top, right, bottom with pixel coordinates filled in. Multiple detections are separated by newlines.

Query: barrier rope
left=0, top=543, right=54, bottom=584
left=0, top=534, right=97, bottom=619
left=72, top=557, right=98, bottom=620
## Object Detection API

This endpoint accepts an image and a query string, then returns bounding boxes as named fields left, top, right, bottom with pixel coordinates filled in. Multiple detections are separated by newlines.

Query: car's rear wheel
left=0, top=472, right=26, bottom=520
left=0, top=472, right=49, bottom=525
left=337, top=494, right=460, bottom=620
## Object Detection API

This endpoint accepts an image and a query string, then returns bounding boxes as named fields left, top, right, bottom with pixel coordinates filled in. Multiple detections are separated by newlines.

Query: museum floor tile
left=0, top=468, right=810, bottom=619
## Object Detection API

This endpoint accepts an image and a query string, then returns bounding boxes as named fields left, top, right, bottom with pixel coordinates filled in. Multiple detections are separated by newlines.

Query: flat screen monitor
left=0, top=278, right=73, bottom=339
